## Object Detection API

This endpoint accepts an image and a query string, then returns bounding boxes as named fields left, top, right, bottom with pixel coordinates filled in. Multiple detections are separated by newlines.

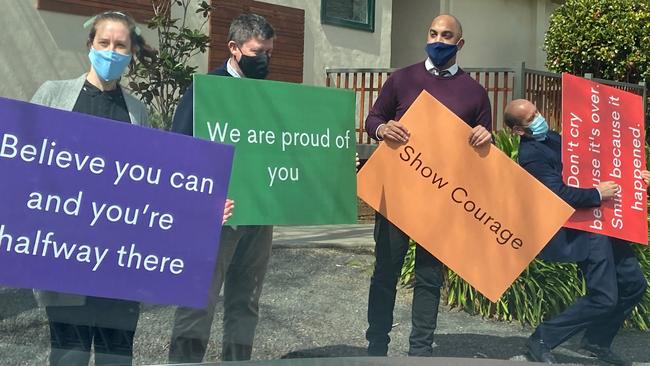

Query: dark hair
left=86, top=11, right=156, bottom=69
left=228, top=13, right=275, bottom=45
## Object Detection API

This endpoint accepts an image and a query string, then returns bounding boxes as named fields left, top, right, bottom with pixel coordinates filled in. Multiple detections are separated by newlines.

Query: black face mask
left=238, top=53, right=269, bottom=79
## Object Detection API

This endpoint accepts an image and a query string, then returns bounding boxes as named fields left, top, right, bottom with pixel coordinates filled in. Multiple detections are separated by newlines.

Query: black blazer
left=171, top=60, right=232, bottom=136
left=518, top=131, right=601, bottom=262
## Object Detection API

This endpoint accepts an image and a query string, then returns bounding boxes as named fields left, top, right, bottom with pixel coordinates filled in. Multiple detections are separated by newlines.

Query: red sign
left=561, top=73, right=647, bottom=244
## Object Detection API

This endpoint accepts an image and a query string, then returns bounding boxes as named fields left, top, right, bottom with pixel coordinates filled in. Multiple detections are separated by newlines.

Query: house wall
left=0, top=0, right=160, bottom=101
left=391, top=0, right=561, bottom=72
left=259, top=0, right=393, bottom=85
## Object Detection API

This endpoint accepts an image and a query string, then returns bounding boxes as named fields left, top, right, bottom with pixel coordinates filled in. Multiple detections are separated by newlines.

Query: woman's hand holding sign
left=222, top=199, right=234, bottom=225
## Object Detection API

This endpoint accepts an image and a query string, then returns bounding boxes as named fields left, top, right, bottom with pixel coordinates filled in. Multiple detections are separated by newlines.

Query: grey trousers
left=168, top=225, right=274, bottom=363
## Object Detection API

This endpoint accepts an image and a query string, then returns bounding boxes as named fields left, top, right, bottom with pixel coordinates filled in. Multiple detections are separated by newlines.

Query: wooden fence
left=325, top=67, right=515, bottom=145
left=521, top=63, right=647, bottom=131
left=327, top=64, right=647, bottom=147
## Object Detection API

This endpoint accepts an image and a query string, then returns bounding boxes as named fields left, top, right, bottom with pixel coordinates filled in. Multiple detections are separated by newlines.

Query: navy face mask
left=425, top=42, right=458, bottom=68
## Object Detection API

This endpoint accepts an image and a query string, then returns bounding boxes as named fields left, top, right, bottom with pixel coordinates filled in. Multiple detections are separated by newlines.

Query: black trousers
left=366, top=213, right=443, bottom=356
left=46, top=297, right=140, bottom=366
left=534, top=234, right=647, bottom=349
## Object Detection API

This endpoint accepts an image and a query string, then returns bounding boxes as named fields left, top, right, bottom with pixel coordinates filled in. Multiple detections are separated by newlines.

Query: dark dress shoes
left=367, top=343, right=388, bottom=357
left=526, top=335, right=556, bottom=364
left=579, top=342, right=630, bottom=366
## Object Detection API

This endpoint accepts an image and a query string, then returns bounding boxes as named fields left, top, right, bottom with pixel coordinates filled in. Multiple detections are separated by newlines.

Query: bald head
left=426, top=13, right=465, bottom=70
left=504, top=99, right=539, bottom=137
left=430, top=14, right=463, bottom=41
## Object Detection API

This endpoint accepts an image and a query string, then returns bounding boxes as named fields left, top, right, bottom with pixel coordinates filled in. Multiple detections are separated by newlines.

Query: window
left=321, top=0, right=375, bottom=32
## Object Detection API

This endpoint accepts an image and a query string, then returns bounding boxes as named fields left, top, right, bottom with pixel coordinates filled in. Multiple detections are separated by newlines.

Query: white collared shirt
left=226, top=58, right=243, bottom=78
left=225, top=58, right=241, bottom=230
left=424, top=58, right=459, bottom=76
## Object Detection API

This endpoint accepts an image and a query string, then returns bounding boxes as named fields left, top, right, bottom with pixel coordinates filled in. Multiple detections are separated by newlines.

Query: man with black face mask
left=364, top=14, right=492, bottom=357
left=168, top=13, right=275, bottom=363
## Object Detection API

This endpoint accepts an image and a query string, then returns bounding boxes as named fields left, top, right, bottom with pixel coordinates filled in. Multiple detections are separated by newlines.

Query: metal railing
left=521, top=62, right=648, bottom=130
left=521, top=66, right=563, bottom=130
left=325, top=68, right=392, bottom=145
left=589, top=74, right=648, bottom=119
left=326, top=64, right=647, bottom=148
left=466, top=68, right=515, bottom=130
left=325, top=67, right=515, bottom=145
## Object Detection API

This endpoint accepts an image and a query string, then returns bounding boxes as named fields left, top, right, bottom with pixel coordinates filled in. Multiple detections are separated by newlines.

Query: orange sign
left=357, top=91, right=574, bottom=302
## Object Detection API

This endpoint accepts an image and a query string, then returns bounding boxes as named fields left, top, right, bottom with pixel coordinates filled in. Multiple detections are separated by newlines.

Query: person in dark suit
left=504, top=99, right=649, bottom=365
left=168, top=13, right=275, bottom=363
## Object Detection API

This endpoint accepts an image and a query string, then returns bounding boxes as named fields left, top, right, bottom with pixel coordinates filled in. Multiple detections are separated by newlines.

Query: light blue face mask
left=527, top=113, right=549, bottom=141
left=88, top=48, right=132, bottom=81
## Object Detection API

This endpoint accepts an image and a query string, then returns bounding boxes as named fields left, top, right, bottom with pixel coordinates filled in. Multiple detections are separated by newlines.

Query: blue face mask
left=425, top=42, right=458, bottom=67
left=88, top=48, right=132, bottom=81
left=527, top=114, right=549, bottom=141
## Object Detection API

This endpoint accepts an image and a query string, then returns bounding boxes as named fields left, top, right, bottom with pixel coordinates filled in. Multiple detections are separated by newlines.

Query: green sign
left=193, top=75, right=357, bottom=225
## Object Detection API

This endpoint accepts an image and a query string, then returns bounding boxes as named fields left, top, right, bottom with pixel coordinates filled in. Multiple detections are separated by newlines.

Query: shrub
left=544, top=0, right=650, bottom=84
left=127, top=0, right=211, bottom=130
left=399, top=130, right=650, bottom=330
left=544, top=0, right=650, bottom=126
left=446, top=260, right=583, bottom=325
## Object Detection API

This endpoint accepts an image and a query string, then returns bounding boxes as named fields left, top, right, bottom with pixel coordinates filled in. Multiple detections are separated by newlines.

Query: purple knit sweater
left=365, top=61, right=492, bottom=140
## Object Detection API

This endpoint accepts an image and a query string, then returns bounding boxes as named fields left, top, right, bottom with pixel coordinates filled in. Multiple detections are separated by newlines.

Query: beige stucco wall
left=392, top=0, right=560, bottom=72
left=391, top=0, right=441, bottom=68
left=0, top=0, right=159, bottom=102
left=3, top=0, right=563, bottom=100
left=174, top=1, right=209, bottom=78
left=1, top=0, right=391, bottom=102
left=256, top=0, right=393, bottom=86
left=445, top=0, right=537, bottom=70
left=0, top=0, right=87, bottom=101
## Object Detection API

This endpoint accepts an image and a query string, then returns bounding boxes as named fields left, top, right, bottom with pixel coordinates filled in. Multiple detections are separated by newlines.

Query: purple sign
left=0, top=97, right=233, bottom=308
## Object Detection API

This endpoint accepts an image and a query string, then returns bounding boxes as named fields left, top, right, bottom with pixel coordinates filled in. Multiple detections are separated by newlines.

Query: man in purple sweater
left=364, top=14, right=492, bottom=357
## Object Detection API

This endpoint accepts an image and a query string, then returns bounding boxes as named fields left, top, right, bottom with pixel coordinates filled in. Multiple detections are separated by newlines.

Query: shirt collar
left=226, top=58, right=243, bottom=78
left=425, top=58, right=459, bottom=76
left=81, top=80, right=123, bottom=97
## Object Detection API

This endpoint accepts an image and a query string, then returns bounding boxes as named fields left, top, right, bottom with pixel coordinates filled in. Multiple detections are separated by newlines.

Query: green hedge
left=544, top=0, right=650, bottom=84
left=399, top=130, right=650, bottom=330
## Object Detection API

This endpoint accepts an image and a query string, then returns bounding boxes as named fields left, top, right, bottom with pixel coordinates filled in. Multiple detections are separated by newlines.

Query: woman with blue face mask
left=30, top=11, right=153, bottom=366
left=31, top=11, right=155, bottom=127
left=30, top=11, right=235, bottom=365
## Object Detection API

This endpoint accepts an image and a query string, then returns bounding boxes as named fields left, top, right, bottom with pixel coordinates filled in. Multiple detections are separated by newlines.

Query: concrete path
left=0, top=225, right=647, bottom=365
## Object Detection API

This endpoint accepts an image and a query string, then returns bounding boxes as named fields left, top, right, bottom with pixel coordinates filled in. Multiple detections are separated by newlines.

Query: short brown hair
left=86, top=11, right=156, bottom=69
left=228, top=13, right=275, bottom=45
